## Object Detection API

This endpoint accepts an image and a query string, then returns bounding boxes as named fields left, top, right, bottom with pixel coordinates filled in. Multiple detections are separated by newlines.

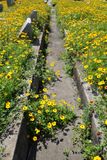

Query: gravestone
left=0, top=4, right=3, bottom=12
left=6, top=0, right=14, bottom=7
left=19, top=18, right=33, bottom=40
left=29, top=10, right=37, bottom=22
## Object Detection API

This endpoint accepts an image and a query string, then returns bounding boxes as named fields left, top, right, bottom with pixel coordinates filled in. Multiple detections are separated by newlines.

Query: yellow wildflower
left=93, top=156, right=101, bottom=160
left=22, top=106, right=28, bottom=111
left=60, top=115, right=65, bottom=120
left=30, top=117, right=35, bottom=121
left=53, top=109, right=57, bottom=113
left=35, top=128, right=40, bottom=134
left=104, top=119, right=107, bottom=125
left=52, top=121, right=56, bottom=126
left=5, top=101, right=11, bottom=109
left=33, top=136, right=37, bottom=141
left=47, top=122, right=52, bottom=129
left=80, top=124, right=86, bottom=129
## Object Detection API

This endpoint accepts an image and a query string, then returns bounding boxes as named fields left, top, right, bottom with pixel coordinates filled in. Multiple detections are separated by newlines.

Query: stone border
left=0, top=14, right=46, bottom=160
left=73, top=61, right=104, bottom=145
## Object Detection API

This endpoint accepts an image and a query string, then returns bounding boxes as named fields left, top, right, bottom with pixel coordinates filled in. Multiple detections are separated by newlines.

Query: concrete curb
left=73, top=61, right=103, bottom=144
left=0, top=19, right=46, bottom=160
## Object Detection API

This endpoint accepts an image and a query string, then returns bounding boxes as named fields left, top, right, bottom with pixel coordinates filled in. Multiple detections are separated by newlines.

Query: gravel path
left=35, top=7, right=83, bottom=160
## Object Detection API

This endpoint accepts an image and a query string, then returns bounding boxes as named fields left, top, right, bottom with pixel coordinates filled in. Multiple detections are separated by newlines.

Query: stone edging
left=0, top=11, right=46, bottom=160
left=73, top=61, right=104, bottom=145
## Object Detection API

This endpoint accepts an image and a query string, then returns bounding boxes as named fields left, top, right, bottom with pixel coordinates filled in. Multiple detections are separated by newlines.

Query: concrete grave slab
left=19, top=18, right=32, bottom=39
left=29, top=10, right=37, bottom=22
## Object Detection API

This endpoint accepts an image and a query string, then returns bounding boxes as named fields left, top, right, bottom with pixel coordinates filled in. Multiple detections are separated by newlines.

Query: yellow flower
left=38, top=110, right=42, bottom=114
left=35, top=128, right=40, bottom=134
left=47, top=122, right=52, bottom=128
left=55, top=70, right=61, bottom=77
left=104, top=119, right=107, bottom=125
left=28, top=80, right=32, bottom=84
left=53, top=108, right=57, bottom=113
left=43, top=88, right=48, bottom=93
left=50, top=62, right=55, bottom=67
left=33, top=136, right=37, bottom=141
left=80, top=124, right=86, bottom=129
left=40, top=100, right=46, bottom=105
left=48, top=77, right=51, bottom=81
left=88, top=75, right=93, bottom=80
left=29, top=112, right=33, bottom=117
left=77, top=97, right=81, bottom=102
left=93, top=156, right=101, bottom=160
left=43, top=95, right=48, bottom=100
left=52, top=121, right=56, bottom=126
left=98, top=81, right=105, bottom=86
left=84, top=65, right=88, bottom=69
left=25, top=92, right=30, bottom=96
left=30, top=117, right=35, bottom=121
left=60, top=115, right=65, bottom=120
left=34, top=94, right=39, bottom=99
left=47, top=101, right=52, bottom=106
left=5, top=101, right=11, bottom=109
left=45, top=109, right=49, bottom=113
left=22, top=106, right=28, bottom=111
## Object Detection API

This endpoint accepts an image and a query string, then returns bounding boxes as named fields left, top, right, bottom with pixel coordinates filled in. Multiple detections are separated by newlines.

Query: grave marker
left=19, top=18, right=32, bottom=39
left=6, top=0, right=14, bottom=7
left=0, top=4, right=3, bottom=12
left=29, top=10, right=37, bottom=21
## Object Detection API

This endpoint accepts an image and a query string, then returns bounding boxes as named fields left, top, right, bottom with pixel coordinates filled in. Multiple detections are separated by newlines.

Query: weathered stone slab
left=6, top=0, right=14, bottom=7
left=19, top=18, right=32, bottom=39
left=73, top=62, right=103, bottom=144
left=0, top=25, right=46, bottom=160
left=29, top=10, right=37, bottom=21
left=0, top=4, right=3, bottom=12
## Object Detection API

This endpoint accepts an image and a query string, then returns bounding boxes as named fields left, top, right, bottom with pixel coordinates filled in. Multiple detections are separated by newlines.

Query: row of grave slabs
left=64, top=29, right=106, bottom=159
left=0, top=10, right=48, bottom=160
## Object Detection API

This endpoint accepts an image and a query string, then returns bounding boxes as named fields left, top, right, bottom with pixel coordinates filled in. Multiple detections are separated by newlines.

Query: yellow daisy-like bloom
left=38, top=110, right=42, bottom=114
left=28, top=80, right=32, bottom=84
left=47, top=122, right=52, bottom=129
left=25, top=92, right=30, bottom=96
left=40, top=100, right=46, bottom=105
left=43, top=95, right=48, bottom=100
left=43, top=88, right=48, bottom=93
left=5, top=101, right=11, bottom=109
left=53, top=109, right=57, bottom=113
left=60, top=115, right=65, bottom=120
left=45, top=109, right=49, bottom=113
left=52, top=121, right=56, bottom=126
left=34, top=94, right=39, bottom=99
left=80, top=124, right=86, bottom=129
left=29, top=112, right=33, bottom=117
left=84, top=65, right=88, bottom=69
left=35, top=128, right=40, bottom=134
left=33, top=136, right=37, bottom=141
left=22, top=106, right=28, bottom=111
left=104, top=119, right=107, bottom=125
left=30, top=117, right=35, bottom=121
left=47, top=101, right=52, bottom=106
left=93, top=155, right=101, bottom=160
left=48, top=77, right=51, bottom=81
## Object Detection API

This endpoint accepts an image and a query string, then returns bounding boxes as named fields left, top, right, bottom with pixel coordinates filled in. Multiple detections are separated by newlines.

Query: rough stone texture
left=34, top=7, right=83, bottom=160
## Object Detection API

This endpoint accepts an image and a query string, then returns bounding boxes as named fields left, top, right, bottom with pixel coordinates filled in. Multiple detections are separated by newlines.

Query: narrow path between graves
left=35, top=7, right=83, bottom=160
